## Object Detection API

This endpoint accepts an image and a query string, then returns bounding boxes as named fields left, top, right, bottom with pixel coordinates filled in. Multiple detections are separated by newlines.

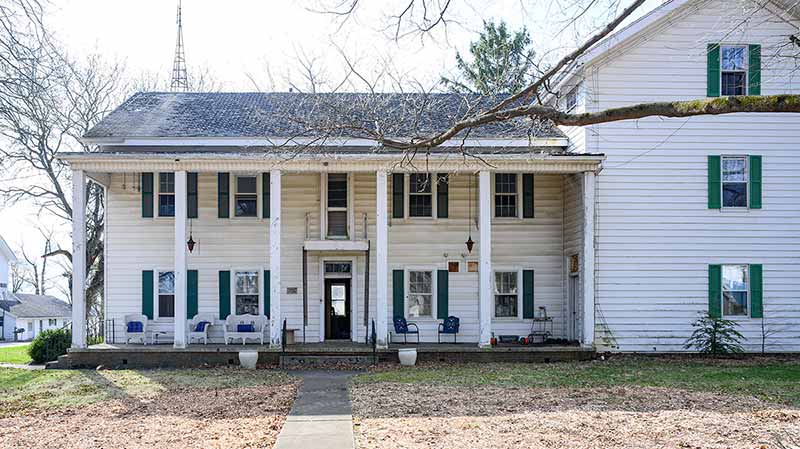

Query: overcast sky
left=0, top=0, right=659, bottom=296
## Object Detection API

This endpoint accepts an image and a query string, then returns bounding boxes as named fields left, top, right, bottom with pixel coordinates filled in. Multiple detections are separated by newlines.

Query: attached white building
left=60, top=0, right=800, bottom=353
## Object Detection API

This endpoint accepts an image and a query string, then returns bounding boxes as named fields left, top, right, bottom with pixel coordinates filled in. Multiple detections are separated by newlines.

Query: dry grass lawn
left=351, top=356, right=800, bottom=449
left=0, top=367, right=298, bottom=449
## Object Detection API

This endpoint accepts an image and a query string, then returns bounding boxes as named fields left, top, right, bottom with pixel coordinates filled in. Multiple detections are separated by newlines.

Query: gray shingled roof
left=1, top=294, right=71, bottom=318
left=84, top=92, right=564, bottom=141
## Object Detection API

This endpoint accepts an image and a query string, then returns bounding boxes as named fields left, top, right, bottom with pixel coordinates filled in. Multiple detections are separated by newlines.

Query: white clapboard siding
left=567, top=0, right=800, bottom=352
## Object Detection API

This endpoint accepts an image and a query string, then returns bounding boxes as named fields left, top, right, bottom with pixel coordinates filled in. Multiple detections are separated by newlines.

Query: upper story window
left=409, top=174, right=433, bottom=217
left=235, top=175, right=258, bottom=217
left=494, top=271, right=519, bottom=318
left=721, top=45, right=747, bottom=96
left=158, top=271, right=175, bottom=318
left=722, top=264, right=748, bottom=316
left=494, top=173, right=518, bottom=218
left=722, top=156, right=748, bottom=208
left=327, top=173, right=348, bottom=238
left=564, top=85, right=579, bottom=112
left=158, top=173, right=175, bottom=217
left=234, top=271, right=259, bottom=315
left=407, top=270, right=433, bottom=318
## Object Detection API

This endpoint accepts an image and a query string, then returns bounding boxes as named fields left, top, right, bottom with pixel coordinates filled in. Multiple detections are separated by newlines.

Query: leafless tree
left=15, top=226, right=61, bottom=296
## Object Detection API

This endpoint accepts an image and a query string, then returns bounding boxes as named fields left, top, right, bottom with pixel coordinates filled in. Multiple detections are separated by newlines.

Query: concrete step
left=44, top=354, right=71, bottom=370
left=279, top=354, right=376, bottom=369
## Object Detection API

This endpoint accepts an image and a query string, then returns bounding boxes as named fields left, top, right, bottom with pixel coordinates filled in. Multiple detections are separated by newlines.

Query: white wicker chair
left=224, top=314, right=267, bottom=345
left=187, top=314, right=215, bottom=345
left=124, top=314, right=148, bottom=345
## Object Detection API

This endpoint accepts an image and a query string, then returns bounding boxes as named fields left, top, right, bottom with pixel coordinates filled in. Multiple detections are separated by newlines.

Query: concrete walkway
left=274, top=371, right=357, bottom=449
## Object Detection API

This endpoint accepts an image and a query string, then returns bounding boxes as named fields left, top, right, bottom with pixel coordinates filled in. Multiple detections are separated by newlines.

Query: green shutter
left=437, top=270, right=449, bottom=319
left=392, top=174, right=404, bottom=219
left=522, top=174, right=534, bottom=218
left=707, top=44, right=720, bottom=97
left=749, top=155, right=762, bottom=209
left=142, top=270, right=154, bottom=319
left=141, top=173, right=154, bottom=218
left=218, top=270, right=230, bottom=319
left=187, top=173, right=198, bottom=219
left=436, top=173, right=448, bottom=218
left=750, top=264, right=763, bottom=318
left=262, top=173, right=271, bottom=219
left=218, top=173, right=230, bottom=218
left=187, top=270, right=198, bottom=319
left=708, top=265, right=722, bottom=318
left=392, top=269, right=405, bottom=319
left=748, top=44, right=761, bottom=96
left=523, top=270, right=535, bottom=319
left=708, top=155, right=721, bottom=209
left=264, top=270, right=271, bottom=318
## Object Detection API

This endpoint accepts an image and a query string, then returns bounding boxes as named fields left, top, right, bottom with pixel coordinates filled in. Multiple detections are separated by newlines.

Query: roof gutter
left=80, top=136, right=569, bottom=148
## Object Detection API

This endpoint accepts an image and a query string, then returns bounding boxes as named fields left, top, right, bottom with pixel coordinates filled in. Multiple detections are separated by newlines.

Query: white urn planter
left=238, top=351, right=259, bottom=369
left=398, top=348, right=417, bottom=366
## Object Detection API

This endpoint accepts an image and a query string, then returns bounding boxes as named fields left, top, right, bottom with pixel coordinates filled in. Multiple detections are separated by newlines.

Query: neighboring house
left=0, top=235, right=72, bottom=341
left=59, top=0, right=800, bottom=352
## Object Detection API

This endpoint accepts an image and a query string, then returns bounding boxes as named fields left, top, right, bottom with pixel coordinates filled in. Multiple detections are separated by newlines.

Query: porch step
left=279, top=354, right=376, bottom=369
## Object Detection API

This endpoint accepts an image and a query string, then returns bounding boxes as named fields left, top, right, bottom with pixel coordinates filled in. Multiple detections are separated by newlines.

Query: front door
left=325, top=279, right=350, bottom=340
left=568, top=275, right=579, bottom=340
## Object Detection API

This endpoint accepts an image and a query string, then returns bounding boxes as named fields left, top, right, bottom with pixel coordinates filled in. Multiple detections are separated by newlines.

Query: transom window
left=158, top=271, right=175, bottom=318
left=721, top=45, right=747, bottom=96
left=495, top=173, right=518, bottom=218
left=158, top=173, right=175, bottom=217
left=327, top=173, right=348, bottom=238
left=722, top=156, right=748, bottom=208
left=235, top=176, right=258, bottom=217
left=234, top=271, right=259, bottom=315
left=407, top=270, right=433, bottom=318
left=325, top=262, right=352, bottom=274
left=409, top=174, right=433, bottom=217
left=722, top=264, right=748, bottom=316
left=494, top=271, right=519, bottom=318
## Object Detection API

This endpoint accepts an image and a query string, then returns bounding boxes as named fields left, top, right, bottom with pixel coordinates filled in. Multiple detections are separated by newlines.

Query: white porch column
left=375, top=171, right=389, bottom=348
left=269, top=169, right=282, bottom=347
left=478, top=171, right=492, bottom=347
left=173, top=171, right=188, bottom=348
left=71, top=169, right=87, bottom=348
left=581, top=171, right=596, bottom=348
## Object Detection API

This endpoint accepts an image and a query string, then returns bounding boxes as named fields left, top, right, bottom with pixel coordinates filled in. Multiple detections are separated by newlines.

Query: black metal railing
left=281, top=318, right=287, bottom=353
left=85, top=318, right=114, bottom=345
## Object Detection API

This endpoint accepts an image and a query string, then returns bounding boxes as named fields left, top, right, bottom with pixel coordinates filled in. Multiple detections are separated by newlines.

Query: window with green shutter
left=523, top=270, right=535, bottom=318
left=436, top=270, right=448, bottom=319
left=708, top=265, right=722, bottom=318
left=264, top=270, right=271, bottom=318
left=750, top=264, right=763, bottom=318
left=141, top=173, right=154, bottom=218
left=187, top=270, right=198, bottom=319
left=187, top=173, right=198, bottom=219
left=749, top=155, right=762, bottom=209
left=522, top=174, right=535, bottom=218
left=392, top=174, right=404, bottom=219
left=711, top=264, right=762, bottom=319
left=436, top=174, right=449, bottom=219
left=262, top=173, right=271, bottom=219
left=707, top=44, right=720, bottom=97
left=392, top=269, right=405, bottom=319
left=708, top=156, right=721, bottom=209
left=218, top=173, right=230, bottom=219
left=142, top=270, right=154, bottom=319
left=748, top=44, right=761, bottom=96
left=218, top=270, right=231, bottom=319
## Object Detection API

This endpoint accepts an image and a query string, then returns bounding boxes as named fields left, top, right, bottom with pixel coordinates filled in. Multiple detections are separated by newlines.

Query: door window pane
left=408, top=270, right=433, bottom=318
left=158, top=271, right=175, bottom=318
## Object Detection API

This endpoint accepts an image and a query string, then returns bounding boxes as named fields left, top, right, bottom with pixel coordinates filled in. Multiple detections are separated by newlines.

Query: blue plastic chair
left=438, top=316, right=460, bottom=343
left=392, top=316, right=419, bottom=344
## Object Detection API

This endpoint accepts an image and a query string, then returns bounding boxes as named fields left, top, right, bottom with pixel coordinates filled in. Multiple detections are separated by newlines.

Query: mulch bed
left=351, top=382, right=800, bottom=449
left=0, top=383, right=298, bottom=449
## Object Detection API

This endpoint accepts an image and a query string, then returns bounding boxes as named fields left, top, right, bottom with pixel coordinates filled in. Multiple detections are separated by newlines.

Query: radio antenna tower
left=170, top=0, right=188, bottom=92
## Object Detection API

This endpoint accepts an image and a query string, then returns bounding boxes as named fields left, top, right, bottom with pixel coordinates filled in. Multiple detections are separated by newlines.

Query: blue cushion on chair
left=127, top=321, right=143, bottom=333
left=195, top=321, right=210, bottom=332
left=441, top=316, right=460, bottom=334
left=237, top=324, right=255, bottom=332
left=393, top=317, right=408, bottom=333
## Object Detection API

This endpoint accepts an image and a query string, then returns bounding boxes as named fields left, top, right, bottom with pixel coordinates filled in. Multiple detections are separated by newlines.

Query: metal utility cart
left=528, top=306, right=553, bottom=343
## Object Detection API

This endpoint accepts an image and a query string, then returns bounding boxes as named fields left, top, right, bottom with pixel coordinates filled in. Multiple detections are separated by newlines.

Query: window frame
left=720, top=155, right=749, bottom=210
left=721, top=264, right=750, bottom=318
left=155, top=270, right=176, bottom=320
left=232, top=174, right=260, bottom=219
left=405, top=267, right=437, bottom=320
left=48, top=319, right=57, bottom=327
left=564, top=84, right=580, bottom=112
left=492, top=173, right=522, bottom=219
left=232, top=270, right=262, bottom=316
left=492, top=268, right=523, bottom=320
left=321, top=173, right=354, bottom=240
left=407, top=173, right=436, bottom=219
left=719, top=44, right=749, bottom=96
left=156, top=172, right=176, bottom=218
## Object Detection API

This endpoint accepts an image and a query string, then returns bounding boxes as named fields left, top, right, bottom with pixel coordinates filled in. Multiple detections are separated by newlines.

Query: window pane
left=325, top=262, right=352, bottom=274
left=409, top=194, right=432, bottom=217
left=722, top=265, right=748, bottom=291
left=235, top=196, right=258, bottom=217
left=721, top=46, right=746, bottom=71
left=495, top=194, right=517, bottom=218
left=159, top=294, right=175, bottom=318
left=495, top=174, right=517, bottom=194
left=328, top=174, right=348, bottom=208
left=723, top=291, right=747, bottom=316
left=237, top=176, right=257, bottom=194
left=495, top=294, right=518, bottom=318
left=722, top=158, right=746, bottom=182
left=721, top=72, right=746, bottom=96
left=159, top=194, right=175, bottom=217
left=236, top=271, right=259, bottom=294
left=159, top=271, right=175, bottom=294
left=159, top=173, right=175, bottom=193
left=408, top=294, right=432, bottom=318
left=409, top=174, right=432, bottom=193
left=409, top=271, right=432, bottom=294
left=494, top=272, right=518, bottom=295
left=328, top=210, right=348, bottom=237
left=236, top=295, right=259, bottom=315
left=723, top=182, right=747, bottom=208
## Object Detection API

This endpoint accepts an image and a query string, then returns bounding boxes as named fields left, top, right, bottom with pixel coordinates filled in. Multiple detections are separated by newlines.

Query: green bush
left=684, top=313, right=744, bottom=354
left=28, top=328, right=71, bottom=364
